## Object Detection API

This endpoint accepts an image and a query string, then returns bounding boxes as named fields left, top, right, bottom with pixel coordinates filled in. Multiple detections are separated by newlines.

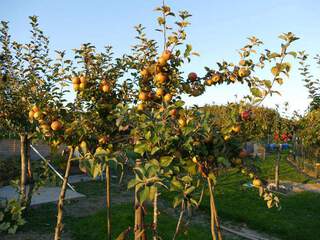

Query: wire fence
left=287, top=143, right=320, bottom=178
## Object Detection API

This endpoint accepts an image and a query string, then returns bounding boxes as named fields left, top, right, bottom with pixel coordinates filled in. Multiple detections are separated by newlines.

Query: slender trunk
left=207, top=177, right=223, bottom=240
left=173, top=200, right=185, bottom=240
left=208, top=179, right=222, bottom=240
left=106, top=161, right=111, bottom=240
left=26, top=137, right=32, bottom=179
left=19, top=134, right=27, bottom=206
left=134, top=159, right=146, bottom=240
left=275, top=145, right=280, bottom=190
left=25, top=137, right=34, bottom=209
left=152, top=188, right=158, bottom=240
left=54, top=147, right=74, bottom=240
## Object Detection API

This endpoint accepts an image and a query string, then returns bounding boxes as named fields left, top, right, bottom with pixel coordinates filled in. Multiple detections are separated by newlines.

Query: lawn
left=12, top=154, right=320, bottom=240
left=202, top=153, right=320, bottom=240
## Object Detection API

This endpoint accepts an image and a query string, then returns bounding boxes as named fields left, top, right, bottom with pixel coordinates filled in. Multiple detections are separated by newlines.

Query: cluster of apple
left=72, top=75, right=88, bottom=91
left=98, top=79, right=112, bottom=93
left=137, top=50, right=174, bottom=111
left=29, top=106, right=63, bottom=137
left=274, top=132, right=292, bottom=142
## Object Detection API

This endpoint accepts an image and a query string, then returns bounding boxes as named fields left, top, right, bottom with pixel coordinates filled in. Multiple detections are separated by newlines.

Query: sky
left=1, top=0, right=320, bottom=115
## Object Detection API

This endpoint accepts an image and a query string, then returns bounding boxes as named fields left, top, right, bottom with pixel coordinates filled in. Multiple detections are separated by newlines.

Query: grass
left=67, top=204, right=217, bottom=240
left=16, top=154, right=320, bottom=240
left=21, top=198, right=240, bottom=240
left=200, top=154, right=320, bottom=240
left=257, top=153, right=314, bottom=183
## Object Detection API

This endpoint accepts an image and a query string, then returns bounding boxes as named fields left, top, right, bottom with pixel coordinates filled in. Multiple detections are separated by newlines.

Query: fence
left=0, top=139, right=51, bottom=160
left=287, top=143, right=320, bottom=178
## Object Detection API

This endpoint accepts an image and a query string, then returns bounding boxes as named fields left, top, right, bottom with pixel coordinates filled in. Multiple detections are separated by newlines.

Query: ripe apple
left=205, top=79, right=213, bottom=86
left=188, top=72, right=198, bottom=82
left=102, top=84, right=111, bottom=93
left=169, top=109, right=177, bottom=117
left=163, top=93, right=172, bottom=103
left=252, top=178, right=262, bottom=187
left=137, top=103, right=145, bottom=111
left=138, top=91, right=148, bottom=101
left=28, top=110, right=35, bottom=119
left=32, top=106, right=40, bottom=113
left=33, top=111, right=43, bottom=120
left=101, top=79, right=107, bottom=86
left=157, top=56, right=167, bottom=67
left=154, top=73, right=167, bottom=84
left=211, top=74, right=221, bottom=83
left=229, top=74, right=237, bottom=82
left=241, top=110, right=251, bottom=121
left=79, top=75, right=87, bottom=84
left=238, top=67, right=250, bottom=78
left=178, top=117, right=186, bottom=127
left=79, top=83, right=86, bottom=90
left=51, top=120, right=63, bottom=131
left=232, top=125, right=241, bottom=133
left=156, top=88, right=165, bottom=97
left=71, top=76, right=80, bottom=84
left=161, top=50, right=172, bottom=61
left=140, top=68, right=149, bottom=79
left=73, top=84, right=80, bottom=91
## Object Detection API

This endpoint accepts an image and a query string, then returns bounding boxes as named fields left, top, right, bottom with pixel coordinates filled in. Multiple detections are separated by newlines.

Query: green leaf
left=250, top=87, right=262, bottom=97
left=160, top=156, right=174, bottom=167
left=184, top=186, right=196, bottom=196
left=140, top=186, right=150, bottom=203
left=173, top=196, right=182, bottom=208
left=134, top=143, right=147, bottom=156
left=149, top=186, right=157, bottom=201
left=128, top=179, right=138, bottom=189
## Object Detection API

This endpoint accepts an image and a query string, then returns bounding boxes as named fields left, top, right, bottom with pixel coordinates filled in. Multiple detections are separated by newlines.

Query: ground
left=1, top=153, right=320, bottom=239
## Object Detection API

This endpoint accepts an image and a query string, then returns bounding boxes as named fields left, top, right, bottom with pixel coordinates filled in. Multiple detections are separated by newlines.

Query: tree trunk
left=207, top=177, right=223, bottom=240
left=54, top=147, right=74, bottom=240
left=275, top=145, right=281, bottom=190
left=25, top=137, right=34, bottom=209
left=106, top=161, right=111, bottom=240
left=19, top=134, right=27, bottom=206
left=152, top=188, right=158, bottom=240
left=134, top=159, right=146, bottom=240
left=173, top=200, right=185, bottom=240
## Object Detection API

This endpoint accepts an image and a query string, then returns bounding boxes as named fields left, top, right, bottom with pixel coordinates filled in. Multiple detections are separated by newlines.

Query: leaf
left=250, top=87, right=262, bottom=97
left=160, top=156, right=174, bottom=167
left=134, top=143, right=147, bottom=156
left=128, top=179, right=138, bottom=189
left=184, top=186, right=195, bottom=196
left=173, top=196, right=182, bottom=208
left=149, top=186, right=157, bottom=201
left=140, top=186, right=150, bottom=203
left=287, top=51, right=297, bottom=58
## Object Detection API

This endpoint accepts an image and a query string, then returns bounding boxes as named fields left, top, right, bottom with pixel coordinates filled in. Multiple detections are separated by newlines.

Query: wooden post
left=275, top=145, right=281, bottom=190
left=19, top=134, right=27, bottom=206
left=134, top=159, right=146, bottom=240
left=152, top=188, right=158, bottom=240
left=207, top=177, right=222, bottom=240
left=54, top=147, right=74, bottom=240
left=106, top=161, right=111, bottom=240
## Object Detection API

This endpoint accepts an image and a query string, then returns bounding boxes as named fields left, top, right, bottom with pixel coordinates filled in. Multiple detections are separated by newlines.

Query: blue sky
left=1, top=0, right=320, bottom=114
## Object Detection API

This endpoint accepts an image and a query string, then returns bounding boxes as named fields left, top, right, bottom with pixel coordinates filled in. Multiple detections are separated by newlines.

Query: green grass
left=18, top=155, right=320, bottom=240
left=67, top=203, right=241, bottom=240
left=256, top=153, right=314, bottom=183
left=200, top=154, right=320, bottom=240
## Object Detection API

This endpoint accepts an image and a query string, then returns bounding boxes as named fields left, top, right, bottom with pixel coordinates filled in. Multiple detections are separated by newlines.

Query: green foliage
left=0, top=199, right=26, bottom=234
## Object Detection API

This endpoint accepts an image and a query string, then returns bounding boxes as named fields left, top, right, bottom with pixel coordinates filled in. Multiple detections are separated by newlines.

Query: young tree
left=0, top=17, right=64, bottom=209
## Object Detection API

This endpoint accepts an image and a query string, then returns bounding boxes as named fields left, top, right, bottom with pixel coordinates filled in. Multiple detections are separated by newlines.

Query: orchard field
left=1, top=1, right=320, bottom=240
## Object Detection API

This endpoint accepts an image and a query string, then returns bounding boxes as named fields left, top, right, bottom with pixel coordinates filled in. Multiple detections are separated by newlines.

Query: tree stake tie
left=30, top=144, right=76, bottom=192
